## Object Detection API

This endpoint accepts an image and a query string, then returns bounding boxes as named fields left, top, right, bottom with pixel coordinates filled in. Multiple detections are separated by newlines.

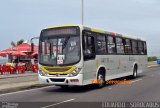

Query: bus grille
left=49, top=74, right=67, bottom=76
left=44, top=67, right=71, bottom=72
left=50, top=78, right=65, bottom=82
left=41, top=66, right=76, bottom=74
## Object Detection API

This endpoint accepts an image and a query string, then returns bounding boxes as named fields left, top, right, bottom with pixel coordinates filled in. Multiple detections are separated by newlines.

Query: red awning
left=0, top=53, right=7, bottom=57
left=11, top=51, right=27, bottom=56
left=0, top=43, right=38, bottom=57
left=0, top=48, right=15, bottom=54
left=13, top=43, right=38, bottom=52
left=0, top=48, right=16, bottom=57
left=31, top=52, right=38, bottom=57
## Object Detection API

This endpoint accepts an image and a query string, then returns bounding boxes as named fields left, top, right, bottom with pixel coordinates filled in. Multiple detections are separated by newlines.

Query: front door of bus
left=82, top=31, right=97, bottom=84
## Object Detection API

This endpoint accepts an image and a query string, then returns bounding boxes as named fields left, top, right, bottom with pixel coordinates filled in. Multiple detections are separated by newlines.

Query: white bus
left=38, top=24, right=147, bottom=88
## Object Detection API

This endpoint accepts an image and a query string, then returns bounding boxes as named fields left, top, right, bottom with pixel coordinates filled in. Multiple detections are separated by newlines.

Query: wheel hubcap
left=98, top=74, right=103, bottom=86
left=134, top=69, right=137, bottom=77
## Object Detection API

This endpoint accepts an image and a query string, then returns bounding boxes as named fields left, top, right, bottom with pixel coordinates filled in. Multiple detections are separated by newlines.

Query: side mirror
left=31, top=43, right=34, bottom=52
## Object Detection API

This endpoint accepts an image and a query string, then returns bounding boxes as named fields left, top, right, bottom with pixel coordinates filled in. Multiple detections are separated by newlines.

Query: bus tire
left=132, top=65, right=138, bottom=78
left=96, top=70, right=105, bottom=88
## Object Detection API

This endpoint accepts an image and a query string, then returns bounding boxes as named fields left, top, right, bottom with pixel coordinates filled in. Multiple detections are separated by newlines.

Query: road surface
left=0, top=66, right=160, bottom=108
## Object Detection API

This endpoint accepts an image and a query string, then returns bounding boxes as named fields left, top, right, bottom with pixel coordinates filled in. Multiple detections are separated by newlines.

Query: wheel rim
left=134, top=68, right=137, bottom=77
left=98, top=74, right=104, bottom=87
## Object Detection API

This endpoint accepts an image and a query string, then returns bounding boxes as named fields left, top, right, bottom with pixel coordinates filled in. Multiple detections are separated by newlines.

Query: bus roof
left=46, top=24, right=145, bottom=41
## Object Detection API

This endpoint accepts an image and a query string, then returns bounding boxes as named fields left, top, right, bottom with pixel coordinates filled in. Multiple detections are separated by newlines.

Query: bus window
left=143, top=42, right=147, bottom=55
left=132, top=40, right=138, bottom=54
left=124, top=39, right=132, bottom=54
left=40, top=40, right=52, bottom=62
left=96, top=34, right=107, bottom=54
left=116, top=37, right=124, bottom=54
left=138, top=41, right=144, bottom=54
left=107, top=36, right=116, bottom=54
left=83, top=31, right=96, bottom=60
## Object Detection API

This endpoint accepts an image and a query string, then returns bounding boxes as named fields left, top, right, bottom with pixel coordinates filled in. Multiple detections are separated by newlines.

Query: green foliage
left=148, top=56, right=157, bottom=61
left=17, top=39, right=24, bottom=46
left=11, top=41, right=16, bottom=47
left=11, top=39, right=24, bottom=47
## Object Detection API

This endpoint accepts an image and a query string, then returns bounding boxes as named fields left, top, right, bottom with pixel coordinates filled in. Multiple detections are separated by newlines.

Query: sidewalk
left=0, top=72, right=38, bottom=85
left=0, top=72, right=48, bottom=94
left=0, top=72, right=37, bottom=79
left=148, top=61, right=159, bottom=68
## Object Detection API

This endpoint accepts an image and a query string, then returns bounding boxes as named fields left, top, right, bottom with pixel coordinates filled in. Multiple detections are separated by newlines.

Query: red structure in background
left=11, top=51, right=27, bottom=56
left=0, top=64, right=26, bottom=75
left=0, top=43, right=38, bottom=54
left=0, top=43, right=38, bottom=74
left=0, top=53, right=7, bottom=57
left=31, top=52, right=38, bottom=57
left=13, top=43, right=38, bottom=52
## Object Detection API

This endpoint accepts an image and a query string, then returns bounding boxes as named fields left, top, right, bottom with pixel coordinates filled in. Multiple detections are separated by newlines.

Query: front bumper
left=38, top=73, right=83, bottom=86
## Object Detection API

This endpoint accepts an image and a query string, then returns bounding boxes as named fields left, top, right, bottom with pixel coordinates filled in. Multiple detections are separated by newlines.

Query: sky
left=0, top=0, right=160, bottom=57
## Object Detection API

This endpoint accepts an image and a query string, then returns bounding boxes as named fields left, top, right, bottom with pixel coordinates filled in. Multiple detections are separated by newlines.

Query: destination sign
left=43, top=27, right=78, bottom=36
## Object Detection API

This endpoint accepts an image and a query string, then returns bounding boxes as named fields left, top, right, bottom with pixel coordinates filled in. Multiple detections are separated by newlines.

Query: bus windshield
left=39, top=28, right=80, bottom=66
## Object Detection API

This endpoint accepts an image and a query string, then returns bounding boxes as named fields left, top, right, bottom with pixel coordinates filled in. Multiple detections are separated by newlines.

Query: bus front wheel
left=96, top=70, right=105, bottom=88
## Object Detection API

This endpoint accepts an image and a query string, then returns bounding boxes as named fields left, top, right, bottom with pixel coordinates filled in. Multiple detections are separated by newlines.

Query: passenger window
left=138, top=41, right=144, bottom=54
left=124, top=39, right=132, bottom=54
left=107, top=36, right=116, bottom=54
left=132, top=40, right=138, bottom=54
left=116, top=37, right=124, bottom=54
left=96, top=34, right=107, bottom=54
left=143, top=42, right=147, bottom=55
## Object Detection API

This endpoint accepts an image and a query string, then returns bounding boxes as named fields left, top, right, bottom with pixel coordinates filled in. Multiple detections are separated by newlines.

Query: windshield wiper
left=62, top=36, right=70, bottom=49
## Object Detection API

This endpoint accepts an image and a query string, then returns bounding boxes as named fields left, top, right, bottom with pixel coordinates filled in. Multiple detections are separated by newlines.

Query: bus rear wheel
left=96, top=70, right=105, bottom=88
left=132, top=66, right=138, bottom=78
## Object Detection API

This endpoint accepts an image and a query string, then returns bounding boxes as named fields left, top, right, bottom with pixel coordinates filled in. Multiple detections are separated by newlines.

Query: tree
left=11, top=39, right=24, bottom=47
left=11, top=41, right=16, bottom=47
left=148, top=56, right=157, bottom=61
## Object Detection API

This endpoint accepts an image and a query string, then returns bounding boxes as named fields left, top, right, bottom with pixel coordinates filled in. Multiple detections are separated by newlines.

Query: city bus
left=38, top=24, right=147, bottom=88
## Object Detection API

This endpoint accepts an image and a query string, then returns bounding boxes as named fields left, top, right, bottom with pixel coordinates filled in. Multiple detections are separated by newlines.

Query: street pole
left=81, top=0, right=84, bottom=25
left=30, top=37, right=39, bottom=52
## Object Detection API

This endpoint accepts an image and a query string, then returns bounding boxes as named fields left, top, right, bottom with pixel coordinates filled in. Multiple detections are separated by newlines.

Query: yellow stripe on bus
left=40, top=66, right=77, bottom=74
left=47, top=24, right=78, bottom=29
left=91, top=28, right=106, bottom=34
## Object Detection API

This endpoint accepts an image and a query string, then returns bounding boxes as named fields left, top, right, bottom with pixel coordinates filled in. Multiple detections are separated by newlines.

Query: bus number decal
left=57, top=55, right=65, bottom=64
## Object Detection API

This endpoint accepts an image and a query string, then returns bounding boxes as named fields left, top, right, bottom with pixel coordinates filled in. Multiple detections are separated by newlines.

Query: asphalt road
left=0, top=66, right=160, bottom=108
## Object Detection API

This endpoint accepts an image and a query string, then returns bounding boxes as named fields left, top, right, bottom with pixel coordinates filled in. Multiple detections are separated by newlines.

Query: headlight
left=70, top=68, right=82, bottom=76
left=39, top=70, right=46, bottom=76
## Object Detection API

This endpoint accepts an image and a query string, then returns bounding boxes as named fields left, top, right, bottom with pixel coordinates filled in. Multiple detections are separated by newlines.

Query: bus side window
left=107, top=36, right=116, bottom=54
left=83, top=32, right=96, bottom=60
left=143, top=42, right=147, bottom=55
left=138, top=41, right=144, bottom=55
left=116, top=37, right=125, bottom=54
left=96, top=33, right=107, bottom=54
left=131, top=40, right=138, bottom=54
left=124, top=39, right=132, bottom=54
